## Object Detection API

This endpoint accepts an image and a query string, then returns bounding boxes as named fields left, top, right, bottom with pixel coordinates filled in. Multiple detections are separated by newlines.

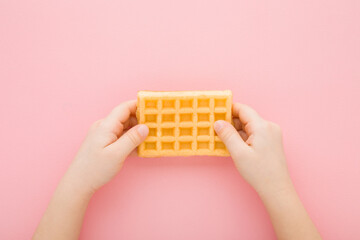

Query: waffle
left=136, top=90, right=232, bottom=157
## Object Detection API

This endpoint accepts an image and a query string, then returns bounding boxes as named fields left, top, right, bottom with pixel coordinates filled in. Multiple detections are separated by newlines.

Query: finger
left=107, top=124, right=149, bottom=158
left=233, top=118, right=241, bottom=131
left=214, top=120, right=248, bottom=157
left=101, top=100, right=137, bottom=136
left=106, top=100, right=137, bottom=124
left=238, top=130, right=248, bottom=141
left=232, top=103, right=263, bottom=125
left=232, top=103, right=264, bottom=135
left=123, top=116, right=138, bottom=131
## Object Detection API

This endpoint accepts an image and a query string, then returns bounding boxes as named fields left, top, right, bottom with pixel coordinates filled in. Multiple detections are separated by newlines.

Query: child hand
left=35, top=101, right=321, bottom=240
left=64, top=100, right=149, bottom=194
left=214, top=103, right=291, bottom=196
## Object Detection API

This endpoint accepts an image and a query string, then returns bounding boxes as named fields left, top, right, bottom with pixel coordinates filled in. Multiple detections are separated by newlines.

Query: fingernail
left=214, top=120, right=225, bottom=132
left=137, top=124, right=149, bottom=137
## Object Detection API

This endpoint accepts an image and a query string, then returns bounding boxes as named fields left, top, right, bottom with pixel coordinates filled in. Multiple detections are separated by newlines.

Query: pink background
left=1, top=0, right=360, bottom=239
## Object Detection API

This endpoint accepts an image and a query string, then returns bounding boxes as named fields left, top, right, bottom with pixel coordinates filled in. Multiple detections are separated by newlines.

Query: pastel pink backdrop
left=1, top=0, right=359, bottom=239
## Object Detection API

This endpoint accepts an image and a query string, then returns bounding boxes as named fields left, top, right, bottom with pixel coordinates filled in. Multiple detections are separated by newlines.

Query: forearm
left=258, top=181, right=322, bottom=240
left=33, top=173, right=94, bottom=240
left=33, top=101, right=146, bottom=239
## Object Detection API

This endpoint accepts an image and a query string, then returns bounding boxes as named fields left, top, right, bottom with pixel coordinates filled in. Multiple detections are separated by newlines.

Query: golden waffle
left=136, top=90, right=232, bottom=157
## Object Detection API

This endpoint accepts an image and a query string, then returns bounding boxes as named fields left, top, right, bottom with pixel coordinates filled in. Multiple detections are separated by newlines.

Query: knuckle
left=126, top=130, right=140, bottom=146
left=90, top=119, right=102, bottom=131
left=275, top=124, right=282, bottom=133
left=269, top=121, right=282, bottom=132
left=260, top=121, right=269, bottom=129
left=112, top=103, right=128, bottom=115
left=266, top=122, right=283, bottom=140
left=221, top=126, right=236, bottom=142
left=264, top=121, right=272, bottom=130
left=250, top=120, right=267, bottom=132
left=244, top=122, right=252, bottom=133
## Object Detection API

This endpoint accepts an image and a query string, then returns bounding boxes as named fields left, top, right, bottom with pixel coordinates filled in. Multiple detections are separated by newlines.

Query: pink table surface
left=1, top=0, right=359, bottom=239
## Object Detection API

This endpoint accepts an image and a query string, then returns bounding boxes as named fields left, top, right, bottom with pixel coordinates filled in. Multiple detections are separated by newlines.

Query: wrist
left=255, top=176, right=295, bottom=200
left=59, top=170, right=96, bottom=201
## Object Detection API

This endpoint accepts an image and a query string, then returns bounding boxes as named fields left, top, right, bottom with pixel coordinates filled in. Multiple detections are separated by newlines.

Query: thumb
left=109, top=124, right=149, bottom=158
left=214, top=120, right=248, bottom=157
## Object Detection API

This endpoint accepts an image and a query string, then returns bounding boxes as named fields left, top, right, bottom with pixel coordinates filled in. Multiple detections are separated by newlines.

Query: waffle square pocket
left=136, top=90, right=232, bottom=157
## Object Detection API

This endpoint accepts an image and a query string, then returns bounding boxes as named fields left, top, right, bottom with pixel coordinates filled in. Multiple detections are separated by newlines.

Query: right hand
left=214, top=103, right=292, bottom=197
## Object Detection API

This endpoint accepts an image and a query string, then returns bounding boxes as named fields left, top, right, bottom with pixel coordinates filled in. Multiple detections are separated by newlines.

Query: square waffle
left=136, top=90, right=232, bottom=157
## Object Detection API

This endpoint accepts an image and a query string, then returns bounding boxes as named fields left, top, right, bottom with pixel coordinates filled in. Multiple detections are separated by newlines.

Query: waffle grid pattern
left=136, top=91, right=232, bottom=157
